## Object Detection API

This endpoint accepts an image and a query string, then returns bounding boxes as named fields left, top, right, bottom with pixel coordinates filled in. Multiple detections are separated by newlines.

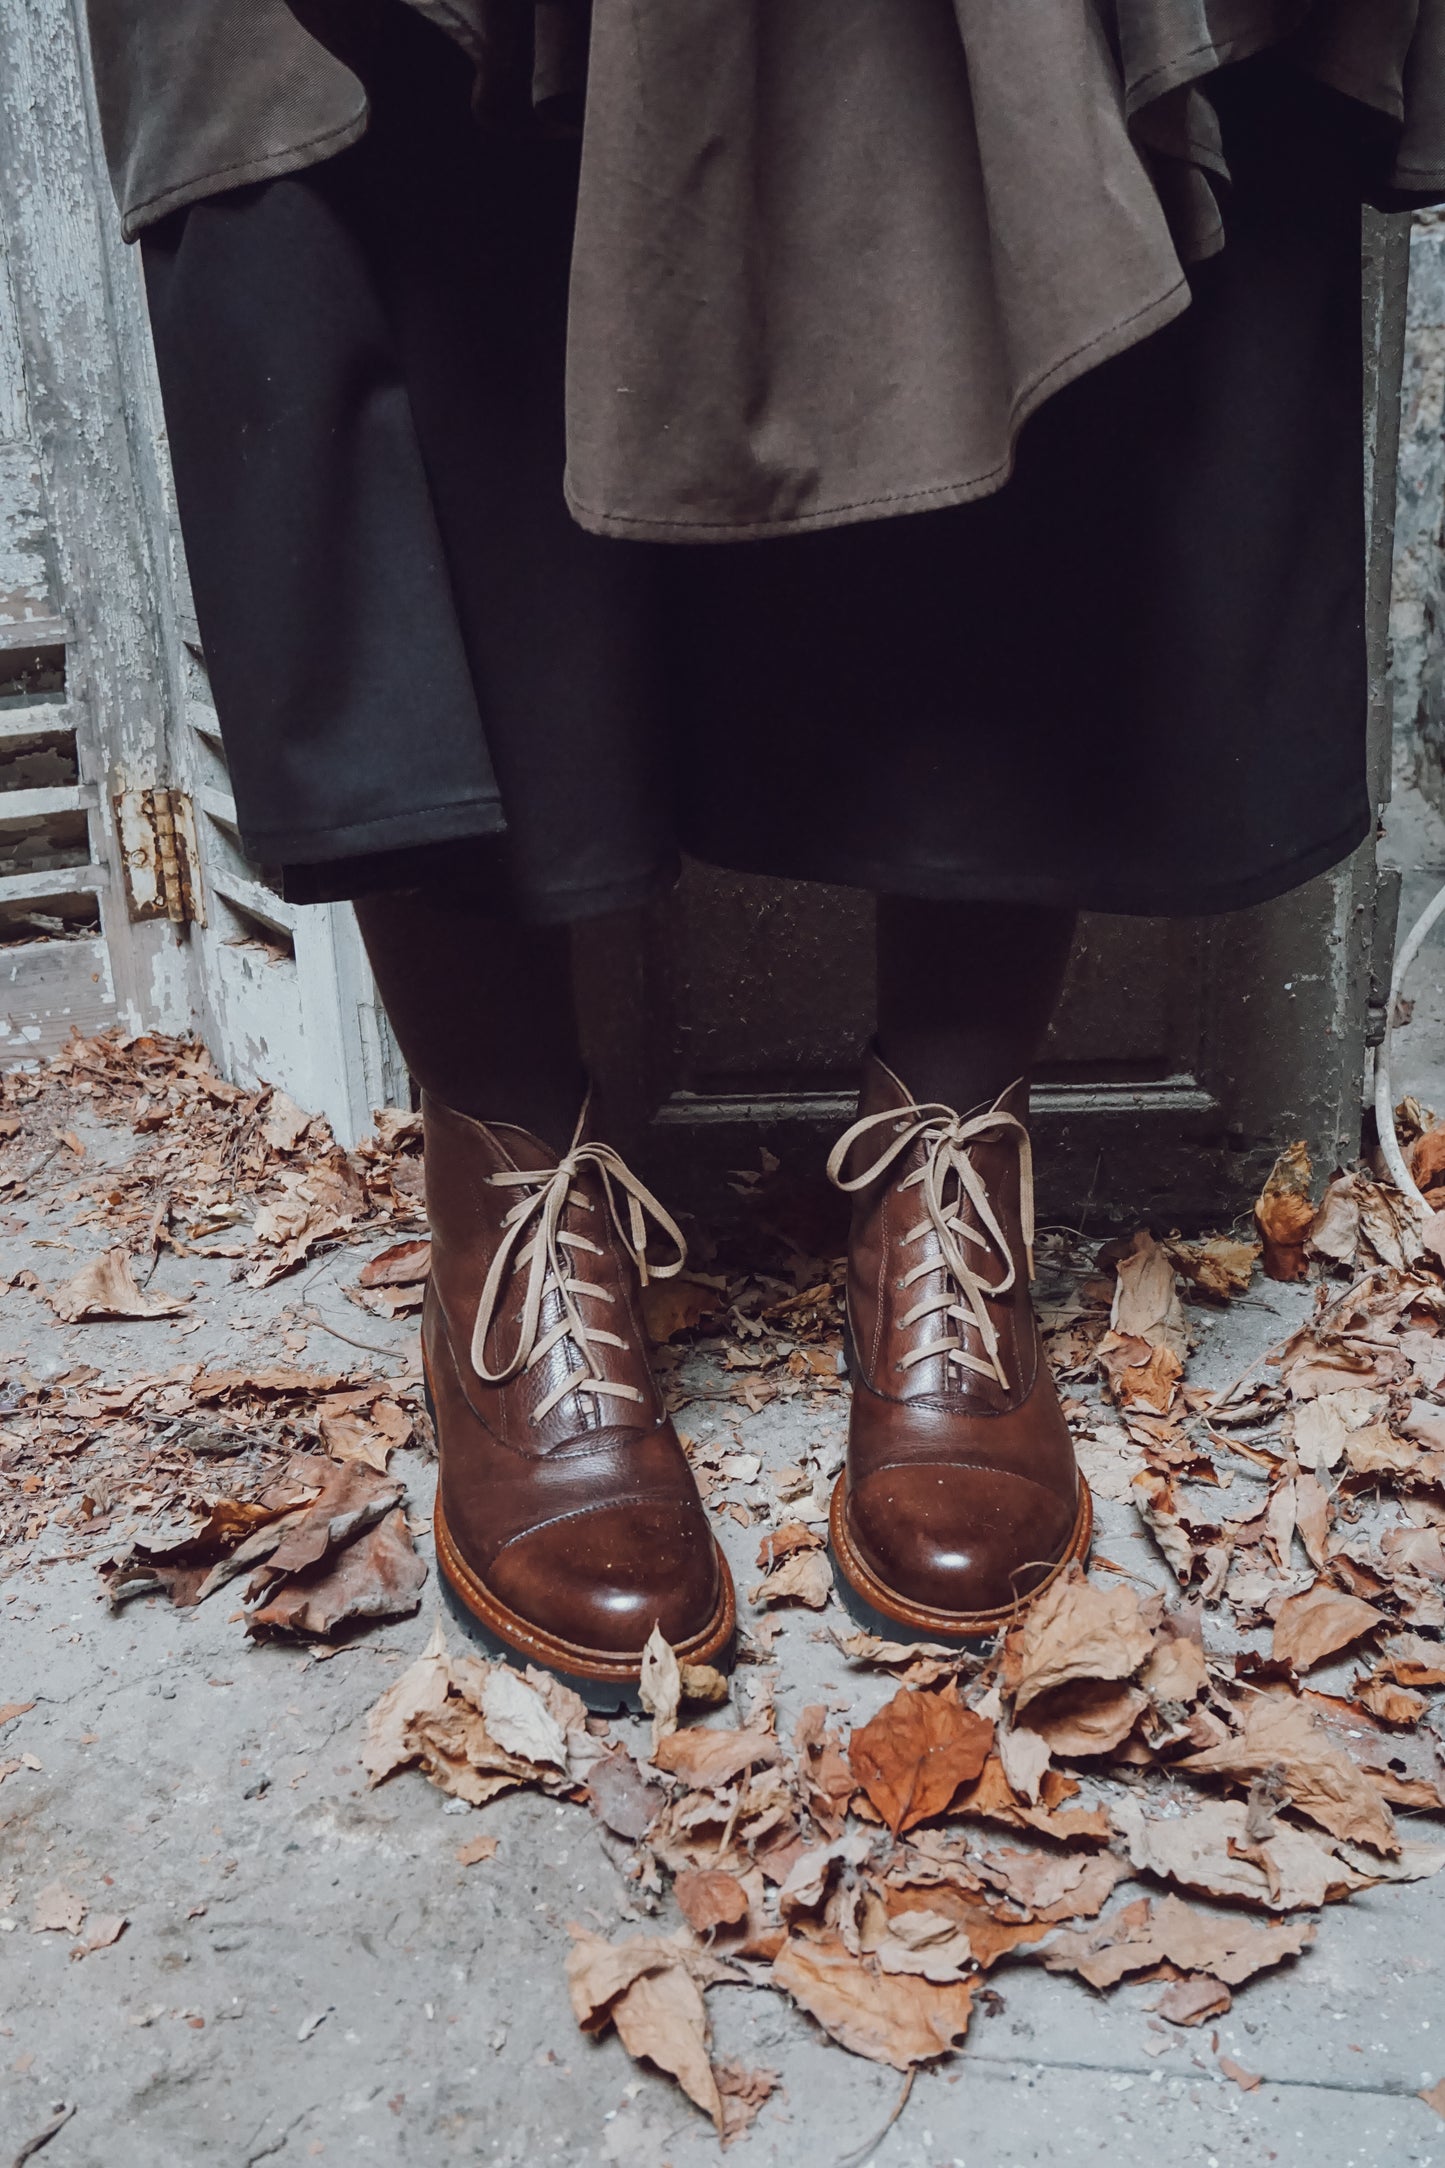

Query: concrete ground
left=4, top=775, right=1445, bottom=2168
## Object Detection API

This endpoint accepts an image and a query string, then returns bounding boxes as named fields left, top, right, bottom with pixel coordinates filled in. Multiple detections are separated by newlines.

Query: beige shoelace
left=826, top=1096, right=1033, bottom=1392
left=469, top=1138, right=687, bottom=1426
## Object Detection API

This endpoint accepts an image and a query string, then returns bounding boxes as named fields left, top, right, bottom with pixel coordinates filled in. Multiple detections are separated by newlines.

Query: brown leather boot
left=825, top=1051, right=1091, bottom=1640
left=422, top=1093, right=734, bottom=1707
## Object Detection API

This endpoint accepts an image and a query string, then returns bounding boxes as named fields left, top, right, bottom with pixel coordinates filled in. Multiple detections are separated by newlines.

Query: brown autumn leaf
left=1041, top=1893, right=1314, bottom=1991
left=317, top=1400, right=410, bottom=1474
left=48, top=1247, right=191, bottom=1323
left=1219, top=2055, right=1262, bottom=2092
left=650, top=1726, right=784, bottom=1791
left=261, top=1087, right=312, bottom=1152
left=754, top=1523, right=825, bottom=1571
left=1255, top=1140, right=1314, bottom=1281
left=972, top=1846, right=1128, bottom=1920
left=1354, top=1677, right=1428, bottom=1727
left=1002, top=1566, right=1156, bottom=1712
left=1376, top=1634, right=1445, bottom=1689
left=1131, top=1469, right=1196, bottom=1583
left=1306, top=1174, right=1362, bottom=1266
left=1166, top=1236, right=1259, bottom=1300
left=1111, top=1794, right=1371, bottom=1911
left=675, top=1869, right=751, bottom=1935
left=456, top=1834, right=499, bottom=1867
left=714, top=2061, right=780, bottom=2148
left=565, top=1927, right=742, bottom=2131
left=1096, top=1330, right=1183, bottom=1414
left=641, top=1278, right=721, bottom=1343
left=640, top=1626, right=682, bottom=1756
left=0, top=1702, right=35, bottom=1728
left=1152, top=1974, right=1232, bottom=2026
left=1271, top=1587, right=1385, bottom=1673
left=32, top=1882, right=86, bottom=1935
left=996, top=1722, right=1052, bottom=1804
left=586, top=1749, right=665, bottom=1841
left=357, top=1238, right=430, bottom=1288
left=952, top=1753, right=1113, bottom=1843
left=848, top=1683, right=994, bottom=1834
left=747, top=1550, right=833, bottom=1610
left=1110, top=1230, right=1188, bottom=1359
left=69, top=1912, right=127, bottom=1959
left=1422, top=2077, right=1445, bottom=2123
left=246, top=1506, right=427, bottom=1637
left=772, top=1933, right=974, bottom=2068
left=1179, top=1692, right=1399, bottom=1854
left=1141, top=1627, right=1208, bottom=1707
left=1019, top=1680, right=1148, bottom=1758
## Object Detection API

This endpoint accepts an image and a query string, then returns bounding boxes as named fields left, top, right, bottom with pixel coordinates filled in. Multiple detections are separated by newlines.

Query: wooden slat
left=0, top=862, right=103, bottom=903
left=0, top=781, right=89, bottom=821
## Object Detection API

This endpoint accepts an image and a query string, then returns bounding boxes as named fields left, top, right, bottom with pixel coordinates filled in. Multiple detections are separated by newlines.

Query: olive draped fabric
left=87, top=0, right=1444, bottom=539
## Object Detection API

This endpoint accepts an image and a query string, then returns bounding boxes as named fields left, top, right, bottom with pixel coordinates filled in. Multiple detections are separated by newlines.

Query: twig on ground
left=835, top=2068, right=915, bottom=2168
left=12, top=2103, right=75, bottom=2167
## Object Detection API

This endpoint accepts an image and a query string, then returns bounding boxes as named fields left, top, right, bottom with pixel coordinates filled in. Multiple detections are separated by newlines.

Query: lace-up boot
left=826, top=1050, right=1090, bottom=1638
left=422, top=1093, right=734, bottom=1706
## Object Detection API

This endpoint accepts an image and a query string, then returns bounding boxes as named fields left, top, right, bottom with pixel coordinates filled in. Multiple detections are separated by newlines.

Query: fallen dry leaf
left=1166, top=1236, right=1259, bottom=1300
left=1256, top=1140, right=1314, bottom=1281
left=1421, top=2077, right=1445, bottom=2123
left=49, top=1248, right=190, bottom=1323
left=773, top=1933, right=974, bottom=2068
left=1271, top=1587, right=1385, bottom=1673
left=748, top=1550, right=833, bottom=1610
left=1219, top=2054, right=1262, bottom=2092
left=32, top=1882, right=85, bottom=1935
left=848, top=1684, right=994, bottom=1834
left=586, top=1750, right=664, bottom=1842
left=357, top=1237, right=430, bottom=1288
left=1151, top=1974, right=1232, bottom=2026
left=1180, top=1693, right=1399, bottom=1854
left=642, top=1279, right=722, bottom=1343
left=565, top=1927, right=742, bottom=2131
left=1110, top=1230, right=1188, bottom=1360
left=714, top=2061, right=780, bottom=2148
left=640, top=1626, right=682, bottom=1756
left=245, top=1506, right=427, bottom=1637
left=675, top=1869, right=751, bottom=1935
left=455, top=1834, right=499, bottom=1867
left=1112, top=1794, right=1369, bottom=1911
left=1131, top=1469, right=1195, bottom=1583
left=651, top=1726, right=783, bottom=1791
left=70, top=1912, right=127, bottom=1958
left=1097, top=1331, right=1183, bottom=1415
left=1042, top=1893, right=1313, bottom=1991
left=1003, top=1567, right=1156, bottom=1712
left=1020, top=1680, right=1148, bottom=1758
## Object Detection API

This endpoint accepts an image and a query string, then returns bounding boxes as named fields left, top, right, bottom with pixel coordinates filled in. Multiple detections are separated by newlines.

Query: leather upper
left=423, top=1093, right=723, bottom=1656
left=834, top=1052, right=1081, bottom=1617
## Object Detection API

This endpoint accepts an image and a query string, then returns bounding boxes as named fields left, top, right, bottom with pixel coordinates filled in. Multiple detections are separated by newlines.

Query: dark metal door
left=579, top=214, right=1412, bottom=1230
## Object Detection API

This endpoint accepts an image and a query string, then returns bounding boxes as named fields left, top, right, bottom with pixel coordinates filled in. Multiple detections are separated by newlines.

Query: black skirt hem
left=681, top=809, right=1373, bottom=921
left=241, top=791, right=506, bottom=874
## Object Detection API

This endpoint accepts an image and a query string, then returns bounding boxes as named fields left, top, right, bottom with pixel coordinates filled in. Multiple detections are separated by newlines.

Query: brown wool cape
left=86, top=0, right=1445, bottom=543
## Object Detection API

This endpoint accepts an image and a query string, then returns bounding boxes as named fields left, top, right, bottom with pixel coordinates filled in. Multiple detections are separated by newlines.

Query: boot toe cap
left=490, top=1497, right=723, bottom=1656
left=847, top=1463, right=1077, bottom=1619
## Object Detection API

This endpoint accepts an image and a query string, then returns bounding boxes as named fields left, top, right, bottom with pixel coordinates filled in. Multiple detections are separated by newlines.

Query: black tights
left=355, top=887, right=1076, bottom=1151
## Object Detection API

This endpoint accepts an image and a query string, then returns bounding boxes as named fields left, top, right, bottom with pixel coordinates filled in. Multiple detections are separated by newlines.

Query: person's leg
left=828, top=895, right=1088, bottom=1641
left=874, top=896, right=1077, bottom=1112
left=353, top=885, right=587, bottom=1155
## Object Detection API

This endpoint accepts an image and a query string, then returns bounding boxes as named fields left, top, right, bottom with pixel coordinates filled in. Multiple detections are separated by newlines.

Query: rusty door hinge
left=114, top=787, right=205, bottom=926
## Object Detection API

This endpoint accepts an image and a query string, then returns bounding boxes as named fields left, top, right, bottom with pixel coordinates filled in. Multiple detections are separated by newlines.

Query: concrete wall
left=1393, top=209, right=1445, bottom=800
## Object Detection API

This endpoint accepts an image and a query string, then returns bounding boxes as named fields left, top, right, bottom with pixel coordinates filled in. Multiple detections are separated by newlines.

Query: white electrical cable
left=1373, top=875, right=1445, bottom=1216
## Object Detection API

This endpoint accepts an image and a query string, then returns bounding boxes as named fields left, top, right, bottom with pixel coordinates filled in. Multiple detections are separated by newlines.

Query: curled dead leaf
left=1002, top=1566, right=1156, bottom=1712
left=848, top=1684, right=994, bottom=1834
left=1255, top=1141, right=1314, bottom=1281
left=773, top=1933, right=974, bottom=2069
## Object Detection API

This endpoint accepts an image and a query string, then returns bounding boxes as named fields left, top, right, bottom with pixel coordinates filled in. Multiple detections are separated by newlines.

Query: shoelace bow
left=469, top=1138, right=687, bottom=1426
left=826, top=1096, right=1033, bottom=1392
